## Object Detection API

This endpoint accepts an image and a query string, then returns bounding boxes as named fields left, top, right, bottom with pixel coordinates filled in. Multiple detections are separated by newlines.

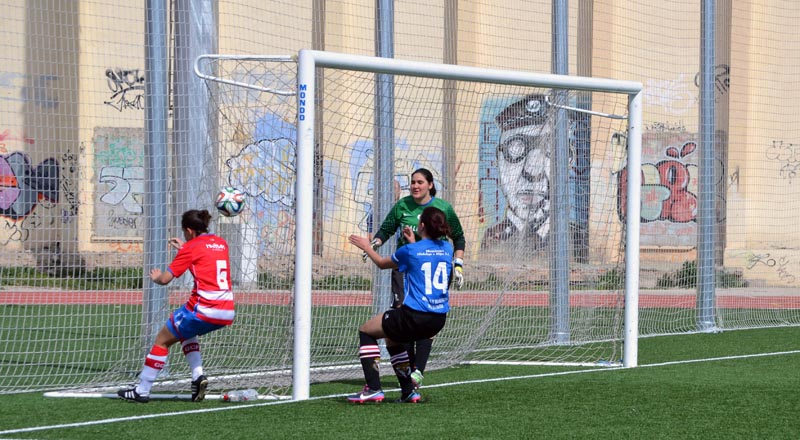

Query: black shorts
left=381, top=305, right=447, bottom=343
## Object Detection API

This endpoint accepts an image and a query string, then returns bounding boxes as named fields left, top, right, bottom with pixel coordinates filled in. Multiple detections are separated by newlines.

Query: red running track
left=1, top=290, right=799, bottom=308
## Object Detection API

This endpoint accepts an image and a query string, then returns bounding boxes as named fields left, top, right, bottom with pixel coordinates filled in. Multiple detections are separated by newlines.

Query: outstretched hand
left=149, top=268, right=163, bottom=282
left=168, top=237, right=184, bottom=250
left=349, top=235, right=371, bottom=251
left=402, top=226, right=416, bottom=244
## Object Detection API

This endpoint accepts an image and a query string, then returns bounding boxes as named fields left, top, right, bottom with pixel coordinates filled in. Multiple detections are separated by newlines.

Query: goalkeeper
left=365, top=168, right=465, bottom=389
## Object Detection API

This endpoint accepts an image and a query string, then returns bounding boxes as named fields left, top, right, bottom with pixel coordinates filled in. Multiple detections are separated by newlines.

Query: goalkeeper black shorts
left=381, top=305, right=446, bottom=343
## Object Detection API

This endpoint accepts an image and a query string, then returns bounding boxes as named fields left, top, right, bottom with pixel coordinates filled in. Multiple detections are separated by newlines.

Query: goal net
left=192, top=50, right=642, bottom=399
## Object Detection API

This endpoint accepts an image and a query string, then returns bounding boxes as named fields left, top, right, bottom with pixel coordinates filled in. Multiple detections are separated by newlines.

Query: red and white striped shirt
left=168, top=234, right=235, bottom=325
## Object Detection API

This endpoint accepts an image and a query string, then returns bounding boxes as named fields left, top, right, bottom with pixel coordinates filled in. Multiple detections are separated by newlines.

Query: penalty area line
left=638, top=349, right=800, bottom=368
left=2, top=349, right=798, bottom=436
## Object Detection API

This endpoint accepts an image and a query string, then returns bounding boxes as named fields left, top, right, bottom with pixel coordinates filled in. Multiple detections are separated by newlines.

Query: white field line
left=2, top=349, right=799, bottom=436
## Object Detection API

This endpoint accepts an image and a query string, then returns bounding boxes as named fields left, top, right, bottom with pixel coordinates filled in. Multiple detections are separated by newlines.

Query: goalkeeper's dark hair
left=420, top=206, right=451, bottom=239
left=412, top=167, right=437, bottom=197
left=182, top=209, right=212, bottom=233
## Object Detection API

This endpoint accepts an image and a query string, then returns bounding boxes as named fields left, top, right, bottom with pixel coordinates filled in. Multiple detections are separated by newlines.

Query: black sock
left=358, top=331, right=381, bottom=391
left=387, top=344, right=414, bottom=395
left=414, top=338, right=433, bottom=373
left=404, top=341, right=416, bottom=370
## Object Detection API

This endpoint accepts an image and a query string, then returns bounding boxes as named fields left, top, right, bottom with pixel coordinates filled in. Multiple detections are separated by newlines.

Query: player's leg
left=410, top=313, right=447, bottom=390
left=411, top=338, right=433, bottom=382
left=182, top=337, right=208, bottom=402
left=118, top=324, right=178, bottom=403
left=391, top=268, right=419, bottom=372
left=386, top=339, right=419, bottom=403
left=178, top=314, right=226, bottom=402
left=348, top=314, right=386, bottom=403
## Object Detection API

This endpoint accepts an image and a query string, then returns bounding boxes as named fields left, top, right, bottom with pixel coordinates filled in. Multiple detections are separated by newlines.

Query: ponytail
left=420, top=207, right=451, bottom=239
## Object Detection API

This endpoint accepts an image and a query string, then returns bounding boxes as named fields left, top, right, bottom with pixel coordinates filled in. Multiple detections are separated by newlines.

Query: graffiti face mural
left=497, top=124, right=551, bottom=234
left=480, top=94, right=560, bottom=251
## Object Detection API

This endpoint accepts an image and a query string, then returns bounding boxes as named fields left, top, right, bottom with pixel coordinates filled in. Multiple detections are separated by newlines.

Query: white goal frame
left=292, top=49, right=643, bottom=400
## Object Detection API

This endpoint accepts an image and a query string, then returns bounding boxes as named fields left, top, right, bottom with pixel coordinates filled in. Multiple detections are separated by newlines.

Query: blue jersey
left=392, top=239, right=453, bottom=314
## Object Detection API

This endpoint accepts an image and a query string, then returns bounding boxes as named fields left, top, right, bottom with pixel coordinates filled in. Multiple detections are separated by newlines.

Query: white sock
left=182, top=338, right=204, bottom=381
left=136, top=345, right=168, bottom=395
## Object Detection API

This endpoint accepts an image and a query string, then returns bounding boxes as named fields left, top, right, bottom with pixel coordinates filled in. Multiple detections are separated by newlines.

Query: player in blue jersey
left=366, top=168, right=465, bottom=389
left=347, top=206, right=454, bottom=403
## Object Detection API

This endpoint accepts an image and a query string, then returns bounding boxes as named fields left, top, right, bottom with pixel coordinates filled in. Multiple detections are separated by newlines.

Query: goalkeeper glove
left=361, top=238, right=381, bottom=262
left=453, top=258, right=464, bottom=290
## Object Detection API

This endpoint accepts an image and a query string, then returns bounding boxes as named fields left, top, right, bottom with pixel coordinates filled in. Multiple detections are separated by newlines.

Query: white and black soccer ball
left=215, top=186, right=246, bottom=217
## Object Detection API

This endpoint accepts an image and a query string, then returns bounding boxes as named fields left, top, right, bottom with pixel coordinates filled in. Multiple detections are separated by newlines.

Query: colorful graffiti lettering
left=0, top=152, right=60, bottom=220
left=617, top=141, right=699, bottom=223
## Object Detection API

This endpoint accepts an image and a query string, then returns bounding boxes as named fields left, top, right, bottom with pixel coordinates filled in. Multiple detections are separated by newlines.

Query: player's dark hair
left=182, top=209, right=212, bottom=233
left=412, top=168, right=437, bottom=197
left=420, top=206, right=451, bottom=239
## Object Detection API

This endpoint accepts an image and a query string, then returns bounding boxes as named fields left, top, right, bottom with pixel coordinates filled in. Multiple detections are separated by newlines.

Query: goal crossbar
left=292, top=49, right=643, bottom=400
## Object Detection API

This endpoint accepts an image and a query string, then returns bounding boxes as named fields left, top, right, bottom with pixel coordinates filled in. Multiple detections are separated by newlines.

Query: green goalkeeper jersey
left=373, top=196, right=466, bottom=252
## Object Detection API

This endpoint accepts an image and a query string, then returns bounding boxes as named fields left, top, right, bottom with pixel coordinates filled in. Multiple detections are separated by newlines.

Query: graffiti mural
left=617, top=139, right=699, bottom=224
left=222, top=112, right=298, bottom=257
left=615, top=132, right=726, bottom=246
left=348, top=138, right=443, bottom=234
left=92, top=127, right=144, bottom=239
left=0, top=151, right=60, bottom=220
left=644, top=73, right=696, bottom=116
left=0, top=71, right=59, bottom=109
left=104, top=68, right=145, bottom=112
left=477, top=94, right=580, bottom=253
left=0, top=148, right=62, bottom=247
left=765, top=140, right=800, bottom=182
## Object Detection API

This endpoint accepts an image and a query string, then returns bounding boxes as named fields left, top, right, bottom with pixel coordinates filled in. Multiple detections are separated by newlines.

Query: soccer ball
left=215, top=187, right=246, bottom=217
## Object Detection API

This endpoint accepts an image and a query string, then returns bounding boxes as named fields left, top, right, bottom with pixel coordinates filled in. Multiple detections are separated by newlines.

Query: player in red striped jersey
left=118, top=209, right=234, bottom=403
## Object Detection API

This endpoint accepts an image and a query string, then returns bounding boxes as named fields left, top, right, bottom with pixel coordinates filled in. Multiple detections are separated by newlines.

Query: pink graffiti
left=0, top=129, right=35, bottom=145
left=0, top=152, right=60, bottom=220
left=618, top=141, right=698, bottom=223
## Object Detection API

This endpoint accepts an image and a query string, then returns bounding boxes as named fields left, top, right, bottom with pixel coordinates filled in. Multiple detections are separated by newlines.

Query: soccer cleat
left=347, top=385, right=385, bottom=403
left=395, top=391, right=421, bottom=403
left=410, top=369, right=424, bottom=389
left=191, top=375, right=209, bottom=402
left=117, top=387, right=150, bottom=403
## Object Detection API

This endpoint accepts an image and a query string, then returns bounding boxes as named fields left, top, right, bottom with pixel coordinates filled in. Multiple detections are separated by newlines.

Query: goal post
left=293, top=49, right=643, bottom=399
left=189, top=50, right=644, bottom=401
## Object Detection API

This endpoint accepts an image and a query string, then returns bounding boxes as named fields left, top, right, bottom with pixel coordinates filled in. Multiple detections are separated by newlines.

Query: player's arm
left=446, top=205, right=466, bottom=288
left=373, top=201, right=404, bottom=245
left=349, top=234, right=397, bottom=269
left=153, top=242, right=190, bottom=285
left=150, top=268, right=175, bottom=285
left=445, top=206, right=466, bottom=253
left=362, top=202, right=401, bottom=261
left=168, top=237, right=185, bottom=250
